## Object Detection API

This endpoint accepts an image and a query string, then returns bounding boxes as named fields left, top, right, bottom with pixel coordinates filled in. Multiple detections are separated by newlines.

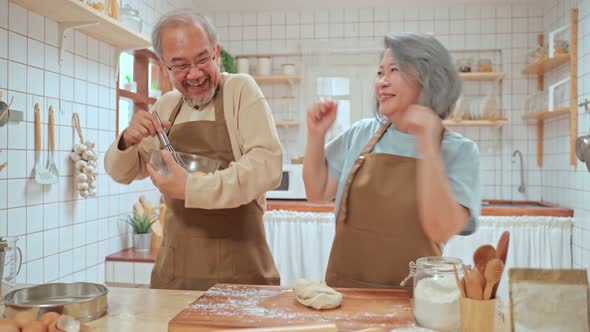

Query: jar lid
left=416, top=256, right=462, bottom=272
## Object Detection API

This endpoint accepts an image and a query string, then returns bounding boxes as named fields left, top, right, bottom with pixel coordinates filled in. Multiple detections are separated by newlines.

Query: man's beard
left=186, top=84, right=216, bottom=108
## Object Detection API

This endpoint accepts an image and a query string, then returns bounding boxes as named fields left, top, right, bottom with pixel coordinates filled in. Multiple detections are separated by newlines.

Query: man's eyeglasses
left=165, top=53, right=216, bottom=74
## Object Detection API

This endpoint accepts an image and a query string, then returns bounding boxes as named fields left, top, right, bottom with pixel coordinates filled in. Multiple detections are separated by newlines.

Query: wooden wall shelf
left=522, top=8, right=578, bottom=167
left=12, top=0, right=151, bottom=49
left=253, top=75, right=301, bottom=84
left=275, top=120, right=299, bottom=128
left=522, top=54, right=571, bottom=75
left=522, top=107, right=570, bottom=121
left=443, top=119, right=508, bottom=127
left=459, top=72, right=507, bottom=81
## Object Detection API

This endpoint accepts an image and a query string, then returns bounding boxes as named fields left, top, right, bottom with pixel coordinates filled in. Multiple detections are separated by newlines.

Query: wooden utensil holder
left=460, top=297, right=496, bottom=332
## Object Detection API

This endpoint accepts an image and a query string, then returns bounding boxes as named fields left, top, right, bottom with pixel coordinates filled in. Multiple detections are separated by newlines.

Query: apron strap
left=336, top=121, right=391, bottom=225
left=214, top=73, right=227, bottom=122
left=165, top=98, right=185, bottom=135
left=336, top=121, right=446, bottom=225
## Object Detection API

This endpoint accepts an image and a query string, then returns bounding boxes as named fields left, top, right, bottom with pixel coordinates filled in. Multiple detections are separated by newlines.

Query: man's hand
left=120, top=110, right=172, bottom=150
left=146, top=150, right=188, bottom=200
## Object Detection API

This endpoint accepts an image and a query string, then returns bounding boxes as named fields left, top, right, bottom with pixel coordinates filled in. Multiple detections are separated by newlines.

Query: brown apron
left=325, top=122, right=442, bottom=293
left=150, top=74, right=280, bottom=290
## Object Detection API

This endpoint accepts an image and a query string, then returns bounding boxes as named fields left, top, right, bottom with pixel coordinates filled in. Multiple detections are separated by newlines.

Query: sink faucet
left=511, top=150, right=526, bottom=194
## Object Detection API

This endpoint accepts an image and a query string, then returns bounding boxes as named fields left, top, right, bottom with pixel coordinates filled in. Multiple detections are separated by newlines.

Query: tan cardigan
left=104, top=73, right=283, bottom=210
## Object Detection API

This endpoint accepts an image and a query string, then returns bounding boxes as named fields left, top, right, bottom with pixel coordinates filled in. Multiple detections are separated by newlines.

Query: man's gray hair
left=381, top=32, right=461, bottom=119
left=152, top=11, right=218, bottom=58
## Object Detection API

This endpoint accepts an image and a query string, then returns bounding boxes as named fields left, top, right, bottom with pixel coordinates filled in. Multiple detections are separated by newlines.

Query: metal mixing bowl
left=149, top=149, right=222, bottom=176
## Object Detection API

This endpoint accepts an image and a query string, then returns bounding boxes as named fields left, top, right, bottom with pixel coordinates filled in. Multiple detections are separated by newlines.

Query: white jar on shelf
left=257, top=57, right=272, bottom=76
left=282, top=64, right=296, bottom=75
left=237, top=58, right=249, bottom=74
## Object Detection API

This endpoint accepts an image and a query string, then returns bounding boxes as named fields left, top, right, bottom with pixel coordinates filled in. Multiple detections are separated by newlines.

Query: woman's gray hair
left=152, top=11, right=218, bottom=58
left=378, top=32, right=461, bottom=120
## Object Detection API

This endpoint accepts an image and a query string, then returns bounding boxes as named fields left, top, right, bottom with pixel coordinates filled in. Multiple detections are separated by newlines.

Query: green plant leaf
left=125, top=75, right=132, bottom=83
left=123, top=211, right=157, bottom=234
left=220, top=47, right=237, bottom=74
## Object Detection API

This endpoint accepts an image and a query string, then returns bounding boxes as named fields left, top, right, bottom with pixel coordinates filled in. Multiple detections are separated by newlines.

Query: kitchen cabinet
left=522, top=8, right=579, bottom=166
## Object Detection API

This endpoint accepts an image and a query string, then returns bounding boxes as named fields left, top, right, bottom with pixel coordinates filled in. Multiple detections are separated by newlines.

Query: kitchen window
left=305, top=65, right=376, bottom=142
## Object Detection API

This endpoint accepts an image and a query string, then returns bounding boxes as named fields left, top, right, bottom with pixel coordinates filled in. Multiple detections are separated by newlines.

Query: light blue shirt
left=325, top=118, right=481, bottom=235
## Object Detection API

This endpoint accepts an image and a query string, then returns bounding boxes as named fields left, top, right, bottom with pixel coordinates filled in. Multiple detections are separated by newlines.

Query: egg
left=14, top=311, right=36, bottom=328
left=80, top=324, right=94, bottom=332
left=0, top=318, right=19, bottom=332
left=56, top=315, right=80, bottom=332
left=23, top=320, right=48, bottom=332
left=40, top=312, right=60, bottom=327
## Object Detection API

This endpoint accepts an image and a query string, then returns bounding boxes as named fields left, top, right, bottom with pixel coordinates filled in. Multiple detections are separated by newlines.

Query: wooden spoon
left=483, top=258, right=504, bottom=300
left=496, top=231, right=510, bottom=264
left=453, top=264, right=466, bottom=298
left=465, top=267, right=485, bottom=300
left=473, top=244, right=497, bottom=274
left=492, top=231, right=510, bottom=298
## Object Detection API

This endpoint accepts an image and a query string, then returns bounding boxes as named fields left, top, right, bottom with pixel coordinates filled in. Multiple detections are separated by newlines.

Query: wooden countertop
left=57, top=286, right=509, bottom=331
left=268, top=199, right=574, bottom=217
left=106, top=247, right=158, bottom=263
left=86, top=287, right=204, bottom=332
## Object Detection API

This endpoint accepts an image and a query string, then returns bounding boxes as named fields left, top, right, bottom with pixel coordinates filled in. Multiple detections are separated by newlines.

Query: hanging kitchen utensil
left=575, top=99, right=590, bottom=164
left=45, top=106, right=59, bottom=179
left=33, top=103, right=57, bottom=184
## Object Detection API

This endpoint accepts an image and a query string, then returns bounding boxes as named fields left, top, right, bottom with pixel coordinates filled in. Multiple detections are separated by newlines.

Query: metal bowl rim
left=2, top=282, right=109, bottom=308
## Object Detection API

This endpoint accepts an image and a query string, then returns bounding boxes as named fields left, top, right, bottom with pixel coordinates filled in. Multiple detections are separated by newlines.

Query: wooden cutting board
left=168, top=284, right=415, bottom=332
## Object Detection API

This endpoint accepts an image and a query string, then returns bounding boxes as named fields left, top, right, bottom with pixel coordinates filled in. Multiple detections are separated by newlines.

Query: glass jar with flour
left=401, top=256, right=463, bottom=332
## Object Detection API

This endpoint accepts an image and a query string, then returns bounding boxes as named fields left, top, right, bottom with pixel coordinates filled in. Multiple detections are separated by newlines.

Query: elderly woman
left=303, top=32, right=481, bottom=290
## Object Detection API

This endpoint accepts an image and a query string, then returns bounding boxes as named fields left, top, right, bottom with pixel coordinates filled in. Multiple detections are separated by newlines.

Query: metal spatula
left=33, top=103, right=57, bottom=184
left=45, top=106, right=59, bottom=180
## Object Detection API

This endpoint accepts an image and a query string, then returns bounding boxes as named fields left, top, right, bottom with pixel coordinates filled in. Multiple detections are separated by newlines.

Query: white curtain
left=444, top=216, right=573, bottom=300
left=264, top=210, right=335, bottom=286
left=263, top=211, right=573, bottom=301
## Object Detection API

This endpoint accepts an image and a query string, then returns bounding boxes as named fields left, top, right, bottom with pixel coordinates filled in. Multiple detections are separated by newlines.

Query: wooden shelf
left=443, top=119, right=508, bottom=127
left=253, top=75, right=301, bottom=84
left=459, top=72, right=507, bottom=81
left=12, top=0, right=151, bottom=49
left=119, top=89, right=146, bottom=103
left=522, top=54, right=571, bottom=75
left=275, top=120, right=299, bottom=128
left=522, top=9, right=578, bottom=167
left=522, top=107, right=570, bottom=121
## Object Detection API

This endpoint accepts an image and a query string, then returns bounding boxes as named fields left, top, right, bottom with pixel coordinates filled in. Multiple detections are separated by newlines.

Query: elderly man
left=104, top=11, right=282, bottom=290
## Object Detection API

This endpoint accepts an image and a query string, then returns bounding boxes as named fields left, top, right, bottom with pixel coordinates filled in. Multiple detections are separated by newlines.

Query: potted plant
left=124, top=209, right=157, bottom=252
left=123, top=75, right=137, bottom=92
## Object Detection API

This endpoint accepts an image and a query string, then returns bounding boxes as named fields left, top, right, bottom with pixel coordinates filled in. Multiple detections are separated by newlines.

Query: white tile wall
left=0, top=0, right=181, bottom=285
left=209, top=2, right=546, bottom=201
left=540, top=0, right=590, bottom=271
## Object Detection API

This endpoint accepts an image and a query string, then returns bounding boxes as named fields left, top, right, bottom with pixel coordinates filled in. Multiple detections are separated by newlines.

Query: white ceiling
left=195, top=0, right=537, bottom=12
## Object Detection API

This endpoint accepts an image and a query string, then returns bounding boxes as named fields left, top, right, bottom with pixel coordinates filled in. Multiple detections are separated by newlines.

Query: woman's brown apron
left=325, top=122, right=442, bottom=292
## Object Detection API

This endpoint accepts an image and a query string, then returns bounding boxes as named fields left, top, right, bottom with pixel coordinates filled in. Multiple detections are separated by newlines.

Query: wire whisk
left=151, top=110, right=188, bottom=169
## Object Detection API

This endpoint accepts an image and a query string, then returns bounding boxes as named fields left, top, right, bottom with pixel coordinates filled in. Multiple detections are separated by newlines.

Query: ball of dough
left=293, top=279, right=342, bottom=310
